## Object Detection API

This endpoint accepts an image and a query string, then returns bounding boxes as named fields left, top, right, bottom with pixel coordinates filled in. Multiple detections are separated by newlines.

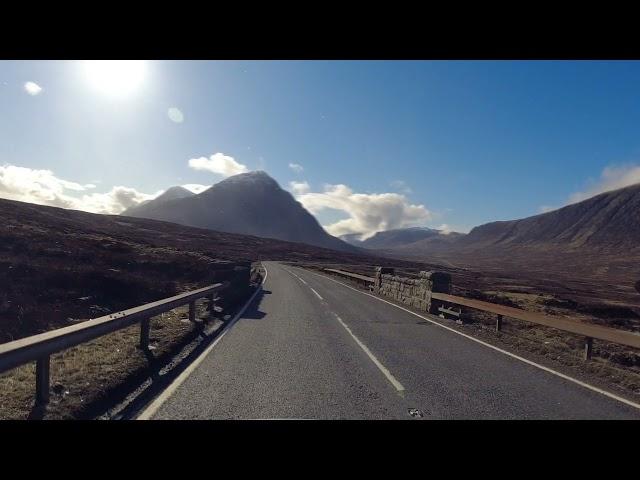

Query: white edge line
left=137, top=264, right=269, bottom=420
left=333, top=313, right=405, bottom=392
left=298, top=267, right=640, bottom=412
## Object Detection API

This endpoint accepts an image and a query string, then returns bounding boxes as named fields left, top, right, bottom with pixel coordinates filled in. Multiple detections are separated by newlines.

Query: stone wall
left=374, top=267, right=451, bottom=313
left=208, top=261, right=252, bottom=313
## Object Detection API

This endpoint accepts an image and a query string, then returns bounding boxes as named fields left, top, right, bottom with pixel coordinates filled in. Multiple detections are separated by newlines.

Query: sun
left=83, top=60, right=147, bottom=98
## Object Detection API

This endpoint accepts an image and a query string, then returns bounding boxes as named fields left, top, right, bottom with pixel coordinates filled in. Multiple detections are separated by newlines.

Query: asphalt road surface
left=145, top=261, right=640, bottom=420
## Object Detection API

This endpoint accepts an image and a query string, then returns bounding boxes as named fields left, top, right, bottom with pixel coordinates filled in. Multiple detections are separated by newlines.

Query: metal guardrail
left=0, top=282, right=226, bottom=407
left=430, top=292, right=640, bottom=355
left=323, top=268, right=375, bottom=284
left=321, top=267, right=640, bottom=358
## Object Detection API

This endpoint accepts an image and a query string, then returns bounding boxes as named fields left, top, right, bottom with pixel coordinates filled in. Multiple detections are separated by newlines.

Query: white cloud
left=182, top=183, right=208, bottom=194
left=568, top=164, right=640, bottom=204
left=188, top=153, right=249, bottom=178
left=390, top=179, right=412, bottom=194
left=293, top=183, right=431, bottom=240
left=437, top=223, right=452, bottom=234
left=289, top=163, right=304, bottom=173
left=289, top=181, right=310, bottom=195
left=24, top=81, right=42, bottom=96
left=0, top=164, right=160, bottom=215
left=168, top=107, right=184, bottom=123
left=80, top=186, right=161, bottom=214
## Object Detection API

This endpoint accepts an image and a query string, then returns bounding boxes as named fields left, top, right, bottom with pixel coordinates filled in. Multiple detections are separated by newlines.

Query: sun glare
left=83, top=60, right=147, bottom=98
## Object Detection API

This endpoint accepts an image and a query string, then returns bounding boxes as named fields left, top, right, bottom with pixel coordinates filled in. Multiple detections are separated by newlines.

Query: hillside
left=121, top=171, right=356, bottom=252
left=382, top=184, right=640, bottom=307
left=123, top=186, right=195, bottom=216
left=397, top=183, right=640, bottom=256
left=0, top=197, right=406, bottom=342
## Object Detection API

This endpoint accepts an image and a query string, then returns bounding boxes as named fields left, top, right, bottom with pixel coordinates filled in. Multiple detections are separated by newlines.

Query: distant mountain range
left=335, top=182, right=640, bottom=295
left=122, top=171, right=356, bottom=252
left=121, top=171, right=640, bottom=263
left=341, top=227, right=458, bottom=249
left=390, top=182, right=640, bottom=257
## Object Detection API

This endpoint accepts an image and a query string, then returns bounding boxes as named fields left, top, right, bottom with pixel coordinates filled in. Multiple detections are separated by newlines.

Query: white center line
left=332, top=312, right=405, bottom=392
left=287, top=265, right=404, bottom=393
left=284, top=268, right=308, bottom=285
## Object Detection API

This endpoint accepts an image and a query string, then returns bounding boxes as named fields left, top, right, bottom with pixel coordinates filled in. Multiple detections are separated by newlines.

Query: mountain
left=390, top=183, right=640, bottom=257
left=341, top=227, right=443, bottom=249
left=374, top=184, right=640, bottom=309
left=457, top=183, right=640, bottom=252
left=121, top=171, right=357, bottom=252
left=123, top=186, right=195, bottom=216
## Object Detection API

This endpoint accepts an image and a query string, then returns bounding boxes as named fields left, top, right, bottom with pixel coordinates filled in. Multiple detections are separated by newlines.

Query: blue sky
left=2, top=60, right=640, bottom=238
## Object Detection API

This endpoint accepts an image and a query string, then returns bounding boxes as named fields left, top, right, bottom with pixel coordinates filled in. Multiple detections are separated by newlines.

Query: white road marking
left=297, top=267, right=640, bottom=412
left=332, top=312, right=405, bottom=392
left=310, top=287, right=323, bottom=300
left=137, top=265, right=269, bottom=420
left=285, top=268, right=307, bottom=285
left=284, top=268, right=308, bottom=285
left=284, top=264, right=404, bottom=393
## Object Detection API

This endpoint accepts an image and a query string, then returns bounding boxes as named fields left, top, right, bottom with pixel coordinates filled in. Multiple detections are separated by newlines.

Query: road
left=143, top=261, right=640, bottom=419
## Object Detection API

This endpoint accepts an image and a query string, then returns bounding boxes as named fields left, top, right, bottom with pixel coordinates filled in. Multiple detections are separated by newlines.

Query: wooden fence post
left=189, top=300, right=196, bottom=323
left=584, top=337, right=593, bottom=360
left=139, top=318, right=150, bottom=350
left=35, top=355, right=50, bottom=406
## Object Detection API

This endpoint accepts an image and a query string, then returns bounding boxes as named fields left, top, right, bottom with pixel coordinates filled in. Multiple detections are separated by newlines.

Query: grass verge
left=0, top=265, right=263, bottom=420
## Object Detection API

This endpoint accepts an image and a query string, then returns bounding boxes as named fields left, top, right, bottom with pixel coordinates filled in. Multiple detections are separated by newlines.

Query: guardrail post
left=496, top=314, right=503, bottom=332
left=189, top=300, right=196, bottom=323
left=584, top=337, right=593, bottom=360
left=35, top=355, right=50, bottom=406
left=139, top=318, right=150, bottom=350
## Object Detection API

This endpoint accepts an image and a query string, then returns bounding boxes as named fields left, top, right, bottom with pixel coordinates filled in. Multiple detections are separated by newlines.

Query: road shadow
left=416, top=320, right=439, bottom=327
left=41, top=284, right=268, bottom=420
left=241, top=289, right=270, bottom=320
left=109, top=285, right=270, bottom=419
